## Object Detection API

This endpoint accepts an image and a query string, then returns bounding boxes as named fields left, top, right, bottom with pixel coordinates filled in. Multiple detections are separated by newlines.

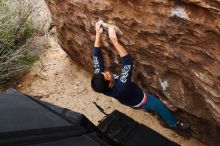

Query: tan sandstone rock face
left=44, top=0, right=220, bottom=145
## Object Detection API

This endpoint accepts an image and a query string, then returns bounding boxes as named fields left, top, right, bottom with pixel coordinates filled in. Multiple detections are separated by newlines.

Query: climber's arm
left=93, top=20, right=104, bottom=74
left=108, top=27, right=128, bottom=57
left=94, top=30, right=101, bottom=48
left=108, top=27, right=132, bottom=84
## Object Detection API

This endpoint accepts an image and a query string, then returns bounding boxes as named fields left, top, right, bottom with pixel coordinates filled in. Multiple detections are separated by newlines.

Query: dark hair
left=91, top=73, right=109, bottom=93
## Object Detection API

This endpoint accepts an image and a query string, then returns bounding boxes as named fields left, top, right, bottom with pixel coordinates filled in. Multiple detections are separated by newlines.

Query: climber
left=91, top=20, right=189, bottom=130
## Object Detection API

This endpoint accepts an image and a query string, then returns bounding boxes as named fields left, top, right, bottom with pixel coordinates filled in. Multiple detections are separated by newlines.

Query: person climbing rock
left=91, top=20, right=189, bottom=131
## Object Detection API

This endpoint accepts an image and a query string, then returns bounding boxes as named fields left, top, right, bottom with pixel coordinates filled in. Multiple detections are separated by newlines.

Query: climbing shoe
left=177, top=121, right=190, bottom=130
left=174, top=121, right=192, bottom=139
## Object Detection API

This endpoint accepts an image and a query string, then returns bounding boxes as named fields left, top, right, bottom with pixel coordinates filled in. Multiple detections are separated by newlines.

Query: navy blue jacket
left=93, top=47, right=144, bottom=107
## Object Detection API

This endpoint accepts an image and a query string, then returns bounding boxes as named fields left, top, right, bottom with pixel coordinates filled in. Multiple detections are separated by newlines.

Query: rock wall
left=44, top=0, right=220, bottom=145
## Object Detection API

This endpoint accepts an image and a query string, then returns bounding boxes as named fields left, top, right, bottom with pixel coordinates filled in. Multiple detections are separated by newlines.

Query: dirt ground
left=3, top=35, right=205, bottom=146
